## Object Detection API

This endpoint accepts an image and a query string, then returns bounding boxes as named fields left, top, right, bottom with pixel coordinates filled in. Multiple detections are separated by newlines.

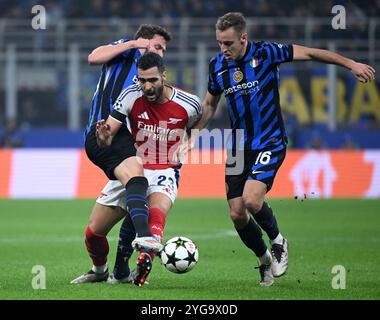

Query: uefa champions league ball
left=160, top=236, right=199, bottom=273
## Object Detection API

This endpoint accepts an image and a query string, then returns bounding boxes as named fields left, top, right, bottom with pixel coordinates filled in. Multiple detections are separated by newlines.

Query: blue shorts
left=225, top=144, right=286, bottom=199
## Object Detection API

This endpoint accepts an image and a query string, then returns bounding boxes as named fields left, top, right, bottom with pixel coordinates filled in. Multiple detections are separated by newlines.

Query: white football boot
left=271, top=238, right=288, bottom=277
left=256, top=264, right=274, bottom=287
left=106, top=272, right=134, bottom=284
left=132, top=236, right=163, bottom=252
left=70, top=269, right=109, bottom=284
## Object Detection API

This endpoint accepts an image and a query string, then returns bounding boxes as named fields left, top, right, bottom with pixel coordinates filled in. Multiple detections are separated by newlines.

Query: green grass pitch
left=0, top=198, right=379, bottom=300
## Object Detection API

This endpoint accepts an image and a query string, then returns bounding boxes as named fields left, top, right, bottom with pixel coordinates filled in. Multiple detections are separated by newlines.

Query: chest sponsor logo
left=224, top=80, right=259, bottom=95
left=137, top=121, right=181, bottom=142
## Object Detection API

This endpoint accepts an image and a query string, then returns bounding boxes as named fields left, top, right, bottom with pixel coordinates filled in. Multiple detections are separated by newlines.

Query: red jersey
left=111, top=84, right=201, bottom=169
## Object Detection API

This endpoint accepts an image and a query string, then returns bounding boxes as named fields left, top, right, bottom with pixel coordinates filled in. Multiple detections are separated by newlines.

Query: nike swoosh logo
left=217, top=70, right=228, bottom=76
left=252, top=170, right=265, bottom=175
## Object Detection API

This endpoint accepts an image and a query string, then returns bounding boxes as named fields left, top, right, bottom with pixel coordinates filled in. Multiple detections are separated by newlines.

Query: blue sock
left=125, top=176, right=151, bottom=237
left=113, top=214, right=135, bottom=280
left=253, top=202, right=280, bottom=240
left=236, top=217, right=267, bottom=257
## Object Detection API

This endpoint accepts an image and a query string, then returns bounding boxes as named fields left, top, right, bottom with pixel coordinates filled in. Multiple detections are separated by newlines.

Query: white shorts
left=96, top=167, right=180, bottom=209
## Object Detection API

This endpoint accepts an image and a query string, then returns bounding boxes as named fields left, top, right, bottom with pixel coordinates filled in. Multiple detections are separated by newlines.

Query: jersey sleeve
left=261, top=42, right=293, bottom=65
left=207, top=57, right=223, bottom=96
left=110, top=84, right=140, bottom=123
left=185, top=94, right=202, bottom=128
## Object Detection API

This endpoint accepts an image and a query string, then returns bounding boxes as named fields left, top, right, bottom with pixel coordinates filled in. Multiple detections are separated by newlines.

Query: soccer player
left=95, top=52, right=201, bottom=286
left=189, top=12, right=375, bottom=286
left=71, top=25, right=171, bottom=284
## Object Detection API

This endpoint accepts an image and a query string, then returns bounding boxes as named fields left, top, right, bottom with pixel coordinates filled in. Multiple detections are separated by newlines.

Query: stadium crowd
left=0, top=0, right=379, bottom=149
left=1, top=0, right=378, bottom=19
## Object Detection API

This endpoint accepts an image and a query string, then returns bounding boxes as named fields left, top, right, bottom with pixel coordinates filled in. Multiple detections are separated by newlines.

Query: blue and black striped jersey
left=208, top=41, right=293, bottom=151
left=85, top=38, right=141, bottom=135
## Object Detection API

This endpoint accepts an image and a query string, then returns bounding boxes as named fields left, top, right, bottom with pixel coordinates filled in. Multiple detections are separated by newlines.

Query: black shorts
left=85, top=124, right=137, bottom=180
left=225, top=144, right=286, bottom=200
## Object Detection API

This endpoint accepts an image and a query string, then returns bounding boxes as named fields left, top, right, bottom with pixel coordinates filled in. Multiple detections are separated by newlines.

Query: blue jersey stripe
left=85, top=46, right=140, bottom=136
left=261, top=104, right=276, bottom=124
left=208, top=41, right=292, bottom=150
left=262, top=115, right=278, bottom=135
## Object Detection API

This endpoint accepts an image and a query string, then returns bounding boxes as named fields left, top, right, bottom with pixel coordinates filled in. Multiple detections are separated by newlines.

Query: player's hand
left=96, top=119, right=111, bottom=147
left=350, top=62, right=376, bottom=83
left=134, top=142, right=145, bottom=155
left=172, top=139, right=194, bottom=163
left=134, top=38, right=150, bottom=50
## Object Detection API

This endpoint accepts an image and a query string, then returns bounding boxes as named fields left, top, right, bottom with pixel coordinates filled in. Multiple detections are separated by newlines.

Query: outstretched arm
left=293, top=44, right=376, bottom=83
left=189, top=92, right=221, bottom=146
left=88, top=38, right=158, bottom=65
left=197, top=92, right=221, bottom=129
left=95, top=117, right=122, bottom=147
left=171, top=92, right=221, bottom=162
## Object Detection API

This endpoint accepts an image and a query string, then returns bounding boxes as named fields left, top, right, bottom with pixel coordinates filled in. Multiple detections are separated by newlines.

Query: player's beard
left=145, top=85, right=164, bottom=103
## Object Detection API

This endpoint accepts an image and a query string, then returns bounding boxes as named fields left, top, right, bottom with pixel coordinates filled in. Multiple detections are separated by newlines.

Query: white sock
left=270, top=233, right=284, bottom=246
left=92, top=263, right=108, bottom=274
left=259, top=249, right=272, bottom=265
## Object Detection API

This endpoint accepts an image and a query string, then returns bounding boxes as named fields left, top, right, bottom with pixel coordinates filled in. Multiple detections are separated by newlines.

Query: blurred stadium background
left=1, top=0, right=380, bottom=301
left=0, top=0, right=380, bottom=199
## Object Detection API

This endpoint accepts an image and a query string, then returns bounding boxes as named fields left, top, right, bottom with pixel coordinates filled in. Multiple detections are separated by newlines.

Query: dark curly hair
left=134, top=24, right=171, bottom=42
left=137, top=52, right=165, bottom=73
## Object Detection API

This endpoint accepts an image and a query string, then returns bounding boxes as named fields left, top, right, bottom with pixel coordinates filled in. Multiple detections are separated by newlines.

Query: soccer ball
left=160, top=236, right=199, bottom=274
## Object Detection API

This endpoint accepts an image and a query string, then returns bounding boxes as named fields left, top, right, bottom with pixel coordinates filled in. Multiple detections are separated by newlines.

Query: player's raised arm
left=95, top=117, right=122, bottom=147
left=193, top=92, right=221, bottom=131
left=88, top=38, right=151, bottom=65
left=293, top=44, right=376, bottom=83
left=190, top=92, right=221, bottom=146
left=172, top=91, right=220, bottom=162
left=173, top=91, right=219, bottom=156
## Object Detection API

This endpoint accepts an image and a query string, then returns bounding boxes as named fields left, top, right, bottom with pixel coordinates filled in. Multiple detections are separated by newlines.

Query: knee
left=148, top=195, right=172, bottom=217
left=242, top=194, right=263, bottom=214
left=230, top=210, right=250, bottom=229
left=114, top=158, right=144, bottom=185
left=87, top=220, right=107, bottom=237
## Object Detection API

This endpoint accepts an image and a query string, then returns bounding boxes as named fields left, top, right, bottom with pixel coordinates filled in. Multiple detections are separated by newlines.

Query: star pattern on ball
left=175, top=239, right=186, bottom=248
left=165, top=250, right=181, bottom=267
left=184, top=250, right=197, bottom=266
left=161, top=237, right=199, bottom=274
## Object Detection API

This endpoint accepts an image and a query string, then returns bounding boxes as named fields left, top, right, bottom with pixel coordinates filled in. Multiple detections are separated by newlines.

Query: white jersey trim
left=114, top=83, right=142, bottom=116
left=172, top=87, right=202, bottom=128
